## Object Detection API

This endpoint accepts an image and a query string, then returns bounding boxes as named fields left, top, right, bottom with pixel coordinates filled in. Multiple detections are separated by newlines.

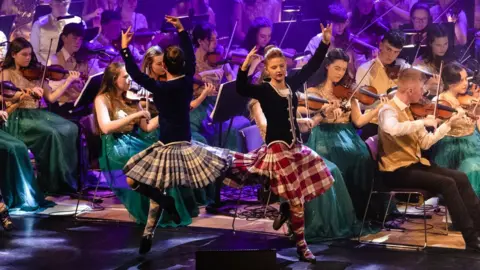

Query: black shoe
left=466, top=238, right=480, bottom=252
left=273, top=202, right=290, bottom=231
left=164, top=196, right=181, bottom=225
left=297, top=249, right=316, bottom=264
left=0, top=210, right=13, bottom=231
left=139, top=234, right=153, bottom=255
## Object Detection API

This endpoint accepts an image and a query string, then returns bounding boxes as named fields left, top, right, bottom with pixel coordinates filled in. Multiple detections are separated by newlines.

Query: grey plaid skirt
left=123, top=140, right=231, bottom=189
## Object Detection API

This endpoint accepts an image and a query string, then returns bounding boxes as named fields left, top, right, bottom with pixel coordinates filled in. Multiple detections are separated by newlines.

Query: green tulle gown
left=431, top=129, right=480, bottom=197
left=99, top=128, right=205, bottom=226
left=306, top=123, right=375, bottom=220
left=0, top=128, right=55, bottom=211
left=6, top=109, right=78, bottom=194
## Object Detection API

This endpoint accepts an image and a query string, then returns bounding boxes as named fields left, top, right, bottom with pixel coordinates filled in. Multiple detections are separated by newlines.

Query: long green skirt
left=6, top=109, right=78, bottom=194
left=431, top=130, right=480, bottom=197
left=306, top=123, right=374, bottom=219
left=0, top=128, right=55, bottom=211
left=305, top=158, right=369, bottom=241
left=99, top=129, right=204, bottom=226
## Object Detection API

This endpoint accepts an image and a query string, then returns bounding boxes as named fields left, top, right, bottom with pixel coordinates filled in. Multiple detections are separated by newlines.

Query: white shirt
left=378, top=96, right=451, bottom=150
left=0, top=31, right=7, bottom=61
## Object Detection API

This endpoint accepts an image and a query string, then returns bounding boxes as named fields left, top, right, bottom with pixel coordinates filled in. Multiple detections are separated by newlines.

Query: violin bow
left=279, top=20, right=293, bottom=49
left=347, top=60, right=377, bottom=105
left=433, top=60, right=444, bottom=118
left=303, top=82, right=310, bottom=119
left=1, top=66, right=5, bottom=125
left=432, top=0, right=459, bottom=23
left=40, top=39, right=54, bottom=89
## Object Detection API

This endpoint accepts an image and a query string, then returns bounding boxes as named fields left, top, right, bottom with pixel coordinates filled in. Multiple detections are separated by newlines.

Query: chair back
left=365, top=135, right=379, bottom=161
left=240, top=125, right=264, bottom=152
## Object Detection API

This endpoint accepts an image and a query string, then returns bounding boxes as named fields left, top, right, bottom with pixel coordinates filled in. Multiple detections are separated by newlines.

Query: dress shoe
left=297, top=248, right=316, bottom=264
left=139, top=234, right=153, bottom=255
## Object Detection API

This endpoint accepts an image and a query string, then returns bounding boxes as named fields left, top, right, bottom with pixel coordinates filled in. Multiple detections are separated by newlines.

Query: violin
left=21, top=64, right=85, bottom=81
left=410, top=98, right=457, bottom=120
left=297, top=93, right=329, bottom=111
left=0, top=81, right=41, bottom=99
left=334, top=31, right=377, bottom=57
left=205, top=45, right=227, bottom=68
left=385, top=64, right=401, bottom=80
left=332, top=76, right=383, bottom=106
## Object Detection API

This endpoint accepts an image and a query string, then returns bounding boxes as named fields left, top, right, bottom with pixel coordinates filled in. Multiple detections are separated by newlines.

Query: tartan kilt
left=225, top=142, right=334, bottom=206
left=123, top=140, right=231, bottom=189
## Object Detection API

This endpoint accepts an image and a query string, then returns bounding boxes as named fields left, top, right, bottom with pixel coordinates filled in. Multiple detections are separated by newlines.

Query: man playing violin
left=48, top=22, right=101, bottom=116
left=305, top=4, right=375, bottom=81
left=90, top=10, right=142, bottom=69
left=377, top=68, right=480, bottom=251
left=356, top=29, right=409, bottom=95
left=31, top=0, right=84, bottom=65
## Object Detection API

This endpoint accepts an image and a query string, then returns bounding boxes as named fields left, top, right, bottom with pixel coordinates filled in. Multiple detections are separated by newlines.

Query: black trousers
left=381, top=163, right=480, bottom=240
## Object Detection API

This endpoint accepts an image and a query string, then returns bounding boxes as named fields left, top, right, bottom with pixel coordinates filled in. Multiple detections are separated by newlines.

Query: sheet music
left=74, top=71, right=103, bottom=107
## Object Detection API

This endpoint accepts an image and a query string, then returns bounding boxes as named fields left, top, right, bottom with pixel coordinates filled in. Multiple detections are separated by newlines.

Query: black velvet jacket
left=236, top=41, right=329, bottom=146
left=121, top=31, right=195, bottom=144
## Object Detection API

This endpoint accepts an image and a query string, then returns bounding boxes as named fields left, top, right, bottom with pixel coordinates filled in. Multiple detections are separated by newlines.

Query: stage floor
left=1, top=215, right=480, bottom=270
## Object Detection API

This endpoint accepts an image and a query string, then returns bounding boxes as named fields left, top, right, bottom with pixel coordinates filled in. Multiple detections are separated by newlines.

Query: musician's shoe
left=273, top=202, right=290, bottom=231
left=0, top=210, right=13, bottom=231
left=139, top=234, right=153, bottom=255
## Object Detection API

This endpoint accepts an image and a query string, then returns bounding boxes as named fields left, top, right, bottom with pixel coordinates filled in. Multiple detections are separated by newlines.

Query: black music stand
left=160, top=14, right=210, bottom=33
left=33, top=4, right=51, bottom=23
left=209, top=80, right=250, bottom=147
left=69, top=0, right=85, bottom=17
left=0, top=15, right=15, bottom=40
left=271, top=19, right=320, bottom=52
left=73, top=71, right=104, bottom=111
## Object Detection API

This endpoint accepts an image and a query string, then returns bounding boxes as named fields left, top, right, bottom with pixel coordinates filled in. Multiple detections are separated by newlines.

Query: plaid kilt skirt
left=123, top=140, right=231, bottom=189
left=224, top=142, right=335, bottom=206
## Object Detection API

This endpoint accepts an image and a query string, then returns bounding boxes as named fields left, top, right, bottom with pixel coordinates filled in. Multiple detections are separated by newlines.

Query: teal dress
left=306, top=123, right=375, bottom=220
left=431, top=127, right=480, bottom=197
left=0, top=128, right=55, bottom=211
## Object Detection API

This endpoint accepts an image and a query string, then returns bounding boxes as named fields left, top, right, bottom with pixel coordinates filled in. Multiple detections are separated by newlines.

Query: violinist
left=377, top=68, right=480, bottom=252
left=0, top=30, right=6, bottom=61
left=193, top=22, right=234, bottom=87
left=1, top=37, right=79, bottom=194
left=305, top=4, right=372, bottom=79
left=232, top=0, right=281, bottom=41
left=170, top=0, right=216, bottom=26
left=375, top=0, right=418, bottom=30
left=299, top=48, right=388, bottom=219
left=30, top=0, right=84, bottom=65
left=350, top=0, right=390, bottom=46
left=430, top=62, right=480, bottom=197
left=430, top=0, right=467, bottom=46
left=414, top=24, right=454, bottom=97
left=90, top=10, right=142, bottom=68
left=356, top=29, right=408, bottom=95
left=48, top=22, right=101, bottom=116
left=118, top=0, right=148, bottom=31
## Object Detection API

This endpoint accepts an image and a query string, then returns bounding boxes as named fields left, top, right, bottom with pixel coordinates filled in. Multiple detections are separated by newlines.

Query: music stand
left=69, top=0, right=85, bottom=17
left=209, top=80, right=250, bottom=147
left=160, top=14, right=210, bottom=33
left=271, top=19, right=320, bottom=52
left=73, top=72, right=104, bottom=110
left=0, top=15, right=15, bottom=40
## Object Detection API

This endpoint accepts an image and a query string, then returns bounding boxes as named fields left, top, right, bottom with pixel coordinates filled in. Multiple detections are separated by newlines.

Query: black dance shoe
left=0, top=210, right=13, bottom=231
left=164, top=196, right=181, bottom=225
left=139, top=234, right=153, bottom=255
left=297, top=248, right=316, bottom=264
left=273, top=202, right=290, bottom=231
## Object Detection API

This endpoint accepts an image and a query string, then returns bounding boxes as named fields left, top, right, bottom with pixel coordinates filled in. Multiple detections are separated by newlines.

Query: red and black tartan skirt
left=225, top=142, right=335, bottom=206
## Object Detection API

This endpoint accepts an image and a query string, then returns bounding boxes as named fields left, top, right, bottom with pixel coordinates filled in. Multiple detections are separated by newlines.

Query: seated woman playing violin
left=429, top=62, right=480, bottom=197
left=298, top=48, right=388, bottom=218
left=48, top=22, right=101, bottom=116
left=1, top=37, right=80, bottom=194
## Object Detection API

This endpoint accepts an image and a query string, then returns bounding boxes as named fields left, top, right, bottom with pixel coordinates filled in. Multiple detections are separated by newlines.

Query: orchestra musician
left=377, top=68, right=480, bottom=251
left=350, top=0, right=390, bottom=44
left=47, top=22, right=101, bottom=117
left=430, top=62, right=480, bottom=197
left=0, top=131, right=14, bottom=229
left=30, top=0, right=84, bottom=65
left=430, top=0, right=467, bottom=46
left=375, top=0, right=418, bottom=30
left=400, top=2, right=432, bottom=46
left=170, top=0, right=216, bottom=26
left=414, top=24, right=454, bottom=97
left=118, top=0, right=148, bottom=31
left=1, top=38, right=79, bottom=194
left=89, top=10, right=142, bottom=68
left=0, top=30, right=6, bottom=61
left=300, top=48, right=389, bottom=219
left=232, top=0, right=281, bottom=41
